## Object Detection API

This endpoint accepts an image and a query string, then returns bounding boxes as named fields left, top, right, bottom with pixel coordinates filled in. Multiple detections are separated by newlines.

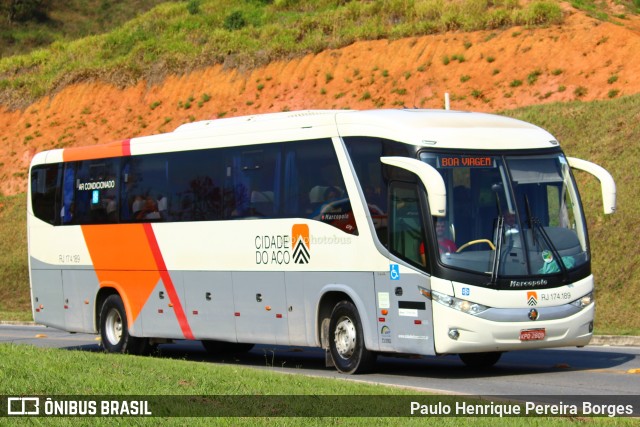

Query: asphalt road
left=1, top=324, right=639, bottom=399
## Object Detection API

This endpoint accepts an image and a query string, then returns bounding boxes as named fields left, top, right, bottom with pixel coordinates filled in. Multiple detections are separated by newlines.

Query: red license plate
left=520, top=328, right=545, bottom=341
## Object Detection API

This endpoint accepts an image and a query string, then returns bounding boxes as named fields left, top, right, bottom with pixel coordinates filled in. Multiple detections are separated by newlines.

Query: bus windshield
left=419, top=152, right=588, bottom=279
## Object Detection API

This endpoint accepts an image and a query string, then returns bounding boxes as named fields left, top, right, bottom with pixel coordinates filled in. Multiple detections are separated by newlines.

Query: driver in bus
left=420, top=218, right=458, bottom=265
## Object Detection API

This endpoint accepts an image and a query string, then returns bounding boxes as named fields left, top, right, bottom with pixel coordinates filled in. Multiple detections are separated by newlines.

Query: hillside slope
left=1, top=7, right=639, bottom=195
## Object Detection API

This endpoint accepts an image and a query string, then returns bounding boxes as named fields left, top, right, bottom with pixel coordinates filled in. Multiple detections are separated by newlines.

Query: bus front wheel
left=328, top=300, right=376, bottom=374
left=100, top=294, right=150, bottom=355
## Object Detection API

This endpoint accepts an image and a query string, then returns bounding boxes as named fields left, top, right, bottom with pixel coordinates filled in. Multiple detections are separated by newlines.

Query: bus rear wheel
left=100, top=294, right=150, bottom=355
left=328, top=300, right=376, bottom=374
left=459, top=351, right=502, bottom=368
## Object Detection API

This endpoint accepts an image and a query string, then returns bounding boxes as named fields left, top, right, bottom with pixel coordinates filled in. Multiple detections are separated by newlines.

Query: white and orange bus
left=28, top=109, right=615, bottom=373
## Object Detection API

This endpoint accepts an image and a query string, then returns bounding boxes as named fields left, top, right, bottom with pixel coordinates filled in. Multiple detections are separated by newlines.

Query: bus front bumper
left=432, top=301, right=594, bottom=354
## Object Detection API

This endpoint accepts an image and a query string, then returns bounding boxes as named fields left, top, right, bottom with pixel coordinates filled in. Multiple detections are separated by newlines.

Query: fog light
left=448, top=329, right=460, bottom=340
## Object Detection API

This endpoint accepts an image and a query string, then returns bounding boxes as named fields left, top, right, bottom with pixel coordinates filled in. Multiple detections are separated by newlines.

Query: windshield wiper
left=489, top=190, right=504, bottom=286
left=524, top=195, right=568, bottom=282
left=490, top=215, right=504, bottom=286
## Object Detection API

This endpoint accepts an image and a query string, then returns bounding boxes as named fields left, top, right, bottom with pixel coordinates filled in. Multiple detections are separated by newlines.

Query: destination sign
left=438, top=156, right=494, bottom=168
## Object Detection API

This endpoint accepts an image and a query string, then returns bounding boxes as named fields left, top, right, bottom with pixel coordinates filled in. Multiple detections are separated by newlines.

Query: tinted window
left=343, top=137, right=411, bottom=244
left=223, top=145, right=281, bottom=219
left=121, top=154, right=168, bottom=222
left=389, top=182, right=427, bottom=268
left=164, top=150, right=222, bottom=222
left=284, top=139, right=357, bottom=234
left=74, top=158, right=119, bottom=224
left=35, top=138, right=357, bottom=234
left=31, top=164, right=60, bottom=224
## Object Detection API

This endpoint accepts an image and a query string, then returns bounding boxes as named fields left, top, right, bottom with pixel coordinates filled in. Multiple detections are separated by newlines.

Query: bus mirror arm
left=380, top=156, right=446, bottom=217
left=567, top=157, right=616, bottom=215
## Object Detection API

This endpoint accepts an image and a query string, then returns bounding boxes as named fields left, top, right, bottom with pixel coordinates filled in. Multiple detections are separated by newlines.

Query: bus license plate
left=520, top=329, right=545, bottom=341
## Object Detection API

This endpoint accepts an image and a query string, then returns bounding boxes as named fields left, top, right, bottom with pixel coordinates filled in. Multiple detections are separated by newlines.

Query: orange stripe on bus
left=81, top=224, right=161, bottom=324
left=63, top=139, right=131, bottom=162
left=82, top=223, right=195, bottom=340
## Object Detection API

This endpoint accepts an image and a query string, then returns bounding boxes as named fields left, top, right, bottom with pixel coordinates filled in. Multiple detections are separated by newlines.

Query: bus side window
left=388, top=181, right=427, bottom=269
left=290, top=139, right=357, bottom=234
left=224, top=147, right=280, bottom=219
left=61, top=164, right=76, bottom=225
left=31, top=164, right=61, bottom=225
left=73, top=158, right=119, bottom=225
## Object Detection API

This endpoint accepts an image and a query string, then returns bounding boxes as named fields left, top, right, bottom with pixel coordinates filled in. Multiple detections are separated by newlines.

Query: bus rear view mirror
left=567, top=157, right=616, bottom=215
left=380, top=156, right=446, bottom=217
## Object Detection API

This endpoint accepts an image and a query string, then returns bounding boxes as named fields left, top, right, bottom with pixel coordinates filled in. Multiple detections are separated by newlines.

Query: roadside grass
left=0, top=96, right=639, bottom=335
left=0, top=0, right=568, bottom=108
left=0, top=344, right=635, bottom=426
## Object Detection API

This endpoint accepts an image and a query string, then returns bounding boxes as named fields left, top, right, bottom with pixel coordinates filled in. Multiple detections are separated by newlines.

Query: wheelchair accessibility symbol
left=390, top=264, right=400, bottom=280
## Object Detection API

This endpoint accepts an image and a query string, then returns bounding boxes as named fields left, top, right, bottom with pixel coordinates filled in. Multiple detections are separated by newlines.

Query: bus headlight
left=570, top=292, right=593, bottom=308
left=431, top=290, right=489, bottom=315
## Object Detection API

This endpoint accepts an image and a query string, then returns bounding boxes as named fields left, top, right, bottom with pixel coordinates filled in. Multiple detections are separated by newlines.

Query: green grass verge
left=0, top=344, right=635, bottom=425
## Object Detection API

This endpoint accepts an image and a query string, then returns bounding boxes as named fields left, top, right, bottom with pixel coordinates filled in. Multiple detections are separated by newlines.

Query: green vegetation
left=0, top=0, right=569, bottom=108
left=571, top=0, right=640, bottom=20
left=527, top=69, right=542, bottom=85
left=0, top=193, right=30, bottom=320
left=1, top=344, right=637, bottom=425
left=0, top=0, right=167, bottom=58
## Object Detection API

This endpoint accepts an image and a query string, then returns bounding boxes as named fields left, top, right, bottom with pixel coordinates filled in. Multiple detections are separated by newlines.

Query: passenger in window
left=136, top=196, right=161, bottom=220
left=61, top=203, right=75, bottom=224
left=106, top=196, right=117, bottom=222
left=157, top=194, right=168, bottom=220
left=132, top=195, right=144, bottom=218
left=311, top=186, right=341, bottom=218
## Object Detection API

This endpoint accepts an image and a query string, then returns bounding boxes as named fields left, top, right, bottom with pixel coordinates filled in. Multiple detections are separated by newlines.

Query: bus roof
left=333, top=109, right=558, bottom=150
left=173, top=109, right=558, bottom=150
left=33, top=109, right=560, bottom=166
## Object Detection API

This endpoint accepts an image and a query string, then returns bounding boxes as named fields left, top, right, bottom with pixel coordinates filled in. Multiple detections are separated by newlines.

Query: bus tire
left=201, top=340, right=254, bottom=354
left=328, top=300, right=376, bottom=374
left=459, top=351, right=502, bottom=368
left=100, top=294, right=149, bottom=355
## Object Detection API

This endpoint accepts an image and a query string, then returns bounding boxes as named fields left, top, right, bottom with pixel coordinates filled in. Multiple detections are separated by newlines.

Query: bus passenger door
left=375, top=269, right=435, bottom=356
left=232, top=272, right=289, bottom=345
left=376, top=181, right=436, bottom=355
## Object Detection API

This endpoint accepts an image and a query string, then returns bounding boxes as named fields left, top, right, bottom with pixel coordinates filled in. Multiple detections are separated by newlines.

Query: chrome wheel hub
left=334, top=316, right=356, bottom=359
